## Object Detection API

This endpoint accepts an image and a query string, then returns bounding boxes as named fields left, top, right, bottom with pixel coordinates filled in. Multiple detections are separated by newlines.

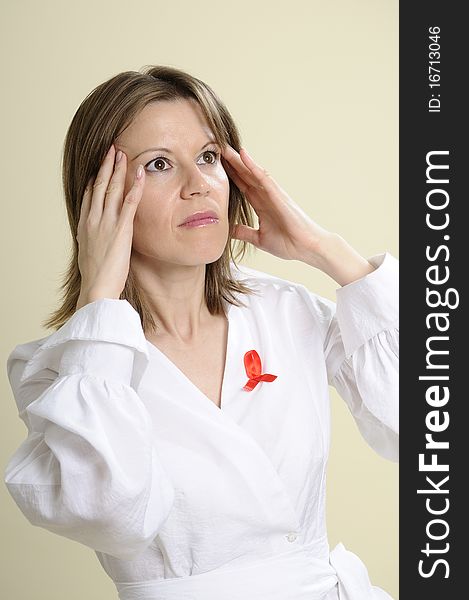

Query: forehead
left=118, top=98, right=214, bottom=148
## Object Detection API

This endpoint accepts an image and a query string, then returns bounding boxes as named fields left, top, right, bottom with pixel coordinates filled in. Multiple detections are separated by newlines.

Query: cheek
left=133, top=183, right=180, bottom=239
left=216, top=162, right=230, bottom=185
left=209, top=167, right=230, bottom=201
left=132, top=183, right=158, bottom=224
left=132, top=200, right=172, bottom=255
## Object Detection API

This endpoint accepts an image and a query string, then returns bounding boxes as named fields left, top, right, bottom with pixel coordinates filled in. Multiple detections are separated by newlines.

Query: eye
left=144, top=148, right=220, bottom=173
left=145, top=157, right=171, bottom=173
left=198, top=149, right=219, bottom=165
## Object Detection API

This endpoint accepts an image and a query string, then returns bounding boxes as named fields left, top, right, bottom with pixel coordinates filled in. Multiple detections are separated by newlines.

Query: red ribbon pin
left=243, top=349, right=277, bottom=391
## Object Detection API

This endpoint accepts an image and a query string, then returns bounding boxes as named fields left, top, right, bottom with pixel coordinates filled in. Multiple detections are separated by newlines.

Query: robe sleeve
left=299, top=252, right=398, bottom=462
left=3, top=298, right=176, bottom=561
left=322, top=252, right=399, bottom=462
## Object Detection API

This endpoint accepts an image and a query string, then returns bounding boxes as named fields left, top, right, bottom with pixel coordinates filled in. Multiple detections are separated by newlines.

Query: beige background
left=0, top=0, right=398, bottom=598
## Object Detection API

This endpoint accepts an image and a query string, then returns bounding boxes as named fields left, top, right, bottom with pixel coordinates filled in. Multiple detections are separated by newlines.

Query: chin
left=181, top=245, right=226, bottom=266
left=178, top=231, right=229, bottom=265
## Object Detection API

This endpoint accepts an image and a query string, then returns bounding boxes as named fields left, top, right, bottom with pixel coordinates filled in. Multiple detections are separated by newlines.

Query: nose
left=180, top=164, right=211, bottom=199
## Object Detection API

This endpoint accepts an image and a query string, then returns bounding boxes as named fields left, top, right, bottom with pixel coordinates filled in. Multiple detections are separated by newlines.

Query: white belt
left=115, top=542, right=393, bottom=600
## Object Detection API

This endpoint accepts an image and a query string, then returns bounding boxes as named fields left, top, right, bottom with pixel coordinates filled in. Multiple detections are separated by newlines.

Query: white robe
left=3, top=252, right=399, bottom=600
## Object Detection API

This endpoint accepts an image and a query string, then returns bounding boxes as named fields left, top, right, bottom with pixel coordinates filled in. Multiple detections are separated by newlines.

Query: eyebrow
left=131, top=140, right=220, bottom=162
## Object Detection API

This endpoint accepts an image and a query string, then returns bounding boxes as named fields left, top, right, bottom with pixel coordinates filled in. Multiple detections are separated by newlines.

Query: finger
left=223, top=159, right=263, bottom=213
left=76, top=177, right=94, bottom=240
left=103, top=150, right=128, bottom=217
left=222, top=145, right=261, bottom=189
left=232, top=223, right=260, bottom=247
left=223, top=158, right=249, bottom=193
left=80, top=177, right=94, bottom=221
left=88, top=144, right=116, bottom=221
left=239, top=148, right=276, bottom=193
left=118, top=164, right=145, bottom=225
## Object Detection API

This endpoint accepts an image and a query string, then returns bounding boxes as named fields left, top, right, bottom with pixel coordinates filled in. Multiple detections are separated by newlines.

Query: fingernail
left=136, top=165, right=144, bottom=179
left=116, top=150, right=123, bottom=163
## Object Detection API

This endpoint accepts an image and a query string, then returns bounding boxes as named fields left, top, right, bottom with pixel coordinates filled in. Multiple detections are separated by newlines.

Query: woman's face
left=116, top=98, right=230, bottom=267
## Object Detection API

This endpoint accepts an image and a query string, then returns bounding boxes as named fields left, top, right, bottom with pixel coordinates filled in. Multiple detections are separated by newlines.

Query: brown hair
left=42, top=65, right=258, bottom=334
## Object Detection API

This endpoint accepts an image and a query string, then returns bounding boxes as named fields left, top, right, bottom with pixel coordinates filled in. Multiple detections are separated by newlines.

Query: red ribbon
left=243, top=349, right=277, bottom=391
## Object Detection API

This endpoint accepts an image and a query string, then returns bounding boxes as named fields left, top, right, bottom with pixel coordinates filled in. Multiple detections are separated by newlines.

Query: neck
left=131, top=253, right=211, bottom=343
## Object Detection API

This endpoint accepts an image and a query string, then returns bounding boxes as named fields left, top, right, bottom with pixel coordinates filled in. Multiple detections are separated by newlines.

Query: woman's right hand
left=75, top=144, right=145, bottom=310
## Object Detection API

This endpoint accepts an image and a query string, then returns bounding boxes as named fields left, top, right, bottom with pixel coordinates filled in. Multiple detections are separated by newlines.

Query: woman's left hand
left=221, top=144, right=376, bottom=286
left=221, top=144, right=331, bottom=265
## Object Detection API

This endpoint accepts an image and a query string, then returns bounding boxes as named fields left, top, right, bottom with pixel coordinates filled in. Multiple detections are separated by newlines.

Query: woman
left=3, top=65, right=398, bottom=599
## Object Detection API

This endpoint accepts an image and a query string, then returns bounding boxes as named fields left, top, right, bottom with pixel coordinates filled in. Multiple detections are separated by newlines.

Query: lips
left=178, top=210, right=219, bottom=226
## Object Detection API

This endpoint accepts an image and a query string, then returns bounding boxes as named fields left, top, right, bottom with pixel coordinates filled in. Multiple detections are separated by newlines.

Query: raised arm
left=4, top=298, right=175, bottom=560
left=308, top=252, right=399, bottom=461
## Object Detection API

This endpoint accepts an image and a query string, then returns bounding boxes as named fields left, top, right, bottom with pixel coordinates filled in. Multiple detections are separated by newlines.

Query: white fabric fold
left=335, top=252, right=399, bottom=359
left=19, top=298, right=150, bottom=390
left=115, top=542, right=392, bottom=600
left=4, top=256, right=398, bottom=597
left=4, top=299, right=175, bottom=561
left=329, top=543, right=394, bottom=600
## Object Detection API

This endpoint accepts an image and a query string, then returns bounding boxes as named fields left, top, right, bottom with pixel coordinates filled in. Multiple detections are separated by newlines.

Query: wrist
left=76, top=289, right=120, bottom=310
left=303, top=232, right=376, bottom=287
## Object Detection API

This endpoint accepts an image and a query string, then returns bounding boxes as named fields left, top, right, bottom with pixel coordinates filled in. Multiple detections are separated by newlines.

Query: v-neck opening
left=145, top=300, right=236, bottom=411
